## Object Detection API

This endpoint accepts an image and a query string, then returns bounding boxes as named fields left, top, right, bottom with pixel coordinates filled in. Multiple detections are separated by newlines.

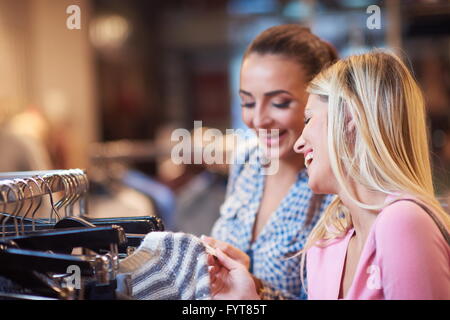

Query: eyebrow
left=239, top=89, right=253, bottom=97
left=239, top=89, right=293, bottom=97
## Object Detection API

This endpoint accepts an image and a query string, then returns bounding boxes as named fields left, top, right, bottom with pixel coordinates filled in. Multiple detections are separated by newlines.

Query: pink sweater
left=307, top=197, right=450, bottom=300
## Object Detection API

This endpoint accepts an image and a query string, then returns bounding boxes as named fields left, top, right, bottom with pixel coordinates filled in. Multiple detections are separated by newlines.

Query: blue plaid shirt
left=211, top=148, right=333, bottom=299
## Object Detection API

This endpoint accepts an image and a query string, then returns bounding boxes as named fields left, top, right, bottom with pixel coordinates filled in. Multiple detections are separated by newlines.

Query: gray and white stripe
left=118, top=232, right=211, bottom=300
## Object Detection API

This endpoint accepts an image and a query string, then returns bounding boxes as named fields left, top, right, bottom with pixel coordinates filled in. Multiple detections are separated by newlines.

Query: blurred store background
left=0, top=0, right=449, bottom=235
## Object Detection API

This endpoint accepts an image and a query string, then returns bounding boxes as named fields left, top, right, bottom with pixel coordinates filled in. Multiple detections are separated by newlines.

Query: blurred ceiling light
left=89, top=15, right=131, bottom=49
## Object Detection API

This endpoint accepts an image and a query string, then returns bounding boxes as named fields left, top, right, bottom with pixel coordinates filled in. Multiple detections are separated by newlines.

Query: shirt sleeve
left=375, top=201, right=450, bottom=299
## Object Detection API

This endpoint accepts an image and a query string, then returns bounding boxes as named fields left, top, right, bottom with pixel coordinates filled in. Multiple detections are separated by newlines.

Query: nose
left=252, top=105, right=273, bottom=128
left=293, top=132, right=306, bottom=154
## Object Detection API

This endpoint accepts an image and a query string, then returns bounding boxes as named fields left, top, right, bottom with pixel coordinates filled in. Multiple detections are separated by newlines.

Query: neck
left=338, top=185, right=387, bottom=247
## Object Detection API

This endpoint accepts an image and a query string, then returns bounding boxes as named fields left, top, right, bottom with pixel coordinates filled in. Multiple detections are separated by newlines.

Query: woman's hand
left=201, top=235, right=250, bottom=270
left=207, top=248, right=260, bottom=300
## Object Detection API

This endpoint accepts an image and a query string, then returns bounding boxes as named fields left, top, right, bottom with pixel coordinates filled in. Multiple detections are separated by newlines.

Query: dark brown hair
left=244, top=25, right=338, bottom=226
left=244, top=24, right=338, bottom=82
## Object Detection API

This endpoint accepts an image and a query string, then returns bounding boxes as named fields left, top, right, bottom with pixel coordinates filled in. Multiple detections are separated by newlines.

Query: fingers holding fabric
left=201, top=235, right=250, bottom=269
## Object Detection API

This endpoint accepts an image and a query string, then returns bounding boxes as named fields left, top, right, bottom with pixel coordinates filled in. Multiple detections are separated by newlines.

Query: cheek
left=242, top=109, right=253, bottom=128
left=308, top=150, right=335, bottom=194
left=317, top=124, right=330, bottom=168
left=314, top=134, right=338, bottom=193
left=287, top=116, right=304, bottom=133
left=306, top=123, right=329, bottom=168
left=274, top=109, right=304, bottom=133
left=319, top=119, right=328, bottom=149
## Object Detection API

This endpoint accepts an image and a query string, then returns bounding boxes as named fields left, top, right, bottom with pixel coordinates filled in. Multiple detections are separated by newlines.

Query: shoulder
left=374, top=198, right=445, bottom=249
left=372, top=199, right=450, bottom=299
left=376, top=199, right=435, bottom=234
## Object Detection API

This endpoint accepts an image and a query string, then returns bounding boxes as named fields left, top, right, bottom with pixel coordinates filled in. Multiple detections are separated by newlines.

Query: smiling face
left=239, top=53, right=309, bottom=162
left=294, top=94, right=338, bottom=194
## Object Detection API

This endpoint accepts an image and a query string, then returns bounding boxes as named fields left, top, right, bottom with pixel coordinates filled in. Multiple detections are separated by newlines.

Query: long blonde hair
left=300, top=50, right=450, bottom=292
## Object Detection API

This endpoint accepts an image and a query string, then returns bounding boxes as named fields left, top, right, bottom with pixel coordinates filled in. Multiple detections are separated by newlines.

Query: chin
left=307, top=176, right=334, bottom=195
left=308, top=181, right=322, bottom=194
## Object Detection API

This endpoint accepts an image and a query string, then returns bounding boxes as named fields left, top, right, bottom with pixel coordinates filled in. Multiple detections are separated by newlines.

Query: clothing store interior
left=0, top=0, right=449, bottom=301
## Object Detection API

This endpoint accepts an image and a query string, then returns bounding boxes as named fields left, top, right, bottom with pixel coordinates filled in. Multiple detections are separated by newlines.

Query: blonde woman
left=207, top=51, right=450, bottom=300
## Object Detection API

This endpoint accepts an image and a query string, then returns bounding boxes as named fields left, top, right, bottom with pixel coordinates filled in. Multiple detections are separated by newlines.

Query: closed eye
left=272, top=101, right=291, bottom=109
left=304, top=117, right=311, bottom=125
left=241, top=102, right=255, bottom=108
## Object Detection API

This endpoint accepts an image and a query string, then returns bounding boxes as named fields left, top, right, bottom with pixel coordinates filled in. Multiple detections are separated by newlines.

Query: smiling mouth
left=260, top=130, right=287, bottom=144
left=305, top=151, right=314, bottom=168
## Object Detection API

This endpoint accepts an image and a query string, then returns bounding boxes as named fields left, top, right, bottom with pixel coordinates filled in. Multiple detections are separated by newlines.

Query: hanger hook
left=25, top=177, right=43, bottom=232
left=36, top=175, right=60, bottom=223
left=65, top=171, right=78, bottom=217
left=0, top=181, right=14, bottom=237
left=71, top=170, right=85, bottom=216
left=0, top=180, right=10, bottom=225
left=78, top=169, right=89, bottom=216
left=1, top=180, right=21, bottom=237
left=15, top=179, right=32, bottom=236
left=52, top=173, right=70, bottom=219
left=13, top=180, right=26, bottom=236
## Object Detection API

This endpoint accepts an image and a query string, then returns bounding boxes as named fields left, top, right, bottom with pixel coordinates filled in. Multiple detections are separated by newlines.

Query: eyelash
left=240, top=101, right=291, bottom=108
left=241, top=102, right=255, bottom=108
left=272, top=101, right=291, bottom=109
left=304, top=117, right=311, bottom=125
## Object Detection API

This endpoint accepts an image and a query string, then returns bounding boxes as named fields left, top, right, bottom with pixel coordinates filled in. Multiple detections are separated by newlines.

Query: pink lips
left=303, top=148, right=314, bottom=168
left=303, top=148, right=313, bottom=158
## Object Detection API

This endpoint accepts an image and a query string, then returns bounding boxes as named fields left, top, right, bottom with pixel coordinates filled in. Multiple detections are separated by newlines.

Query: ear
left=347, top=119, right=356, bottom=133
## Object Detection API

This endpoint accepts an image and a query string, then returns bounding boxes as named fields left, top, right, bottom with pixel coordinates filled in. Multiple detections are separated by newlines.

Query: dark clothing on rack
left=0, top=275, right=32, bottom=297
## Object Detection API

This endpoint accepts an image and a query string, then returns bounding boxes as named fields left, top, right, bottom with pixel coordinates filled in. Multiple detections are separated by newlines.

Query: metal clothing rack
left=0, top=169, right=125, bottom=300
left=0, top=169, right=89, bottom=216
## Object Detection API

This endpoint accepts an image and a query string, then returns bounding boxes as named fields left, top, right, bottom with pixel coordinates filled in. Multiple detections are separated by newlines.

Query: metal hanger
left=15, top=179, right=33, bottom=236
left=1, top=180, right=22, bottom=237
left=36, top=175, right=60, bottom=223
left=25, top=177, right=44, bottom=232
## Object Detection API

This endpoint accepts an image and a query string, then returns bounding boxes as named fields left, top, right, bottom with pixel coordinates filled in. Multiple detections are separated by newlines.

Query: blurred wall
left=0, top=0, right=30, bottom=121
left=0, top=0, right=98, bottom=169
left=29, top=0, right=99, bottom=169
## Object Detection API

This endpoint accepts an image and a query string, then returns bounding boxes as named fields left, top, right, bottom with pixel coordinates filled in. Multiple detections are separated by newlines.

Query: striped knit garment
left=118, top=231, right=211, bottom=300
